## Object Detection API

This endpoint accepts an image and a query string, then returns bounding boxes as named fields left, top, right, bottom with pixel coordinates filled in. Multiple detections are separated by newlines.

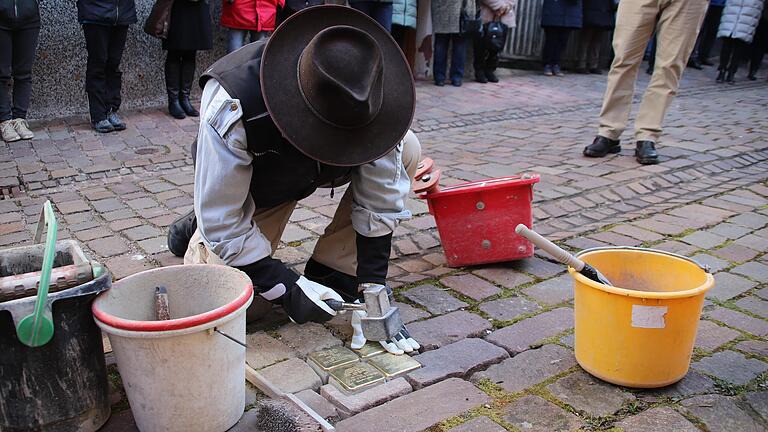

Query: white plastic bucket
left=92, top=265, right=253, bottom=432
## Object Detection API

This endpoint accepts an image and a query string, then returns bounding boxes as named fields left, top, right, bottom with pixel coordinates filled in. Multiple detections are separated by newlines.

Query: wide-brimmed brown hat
left=261, top=5, right=415, bottom=167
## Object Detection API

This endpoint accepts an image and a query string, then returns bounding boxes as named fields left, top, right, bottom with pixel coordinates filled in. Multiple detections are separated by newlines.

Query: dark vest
left=200, top=41, right=352, bottom=209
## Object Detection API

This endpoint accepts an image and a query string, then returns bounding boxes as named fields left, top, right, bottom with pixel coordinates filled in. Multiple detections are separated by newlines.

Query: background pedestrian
left=575, top=0, right=613, bottom=74
left=746, top=5, right=768, bottom=80
left=350, top=0, right=394, bottom=31
left=392, top=0, right=417, bottom=51
left=474, top=0, right=516, bottom=83
left=432, top=0, right=476, bottom=86
left=541, top=0, right=583, bottom=76
left=716, top=0, right=764, bottom=84
left=222, top=0, right=282, bottom=53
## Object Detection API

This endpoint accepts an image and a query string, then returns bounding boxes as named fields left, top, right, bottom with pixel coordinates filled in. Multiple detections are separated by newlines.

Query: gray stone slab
left=320, top=377, right=412, bottom=418
left=522, top=274, right=574, bottom=306
left=485, top=308, right=574, bottom=354
left=448, top=417, right=506, bottom=432
left=615, top=407, right=699, bottom=432
left=472, top=266, right=533, bottom=289
left=681, top=231, right=728, bottom=249
left=641, top=371, right=716, bottom=399
left=682, top=394, right=764, bottom=432
left=695, top=320, right=741, bottom=351
left=512, top=256, right=565, bottom=278
left=705, top=307, right=768, bottom=336
left=692, top=351, right=768, bottom=385
left=334, top=378, right=491, bottom=432
left=692, top=254, right=730, bottom=273
left=471, top=345, right=577, bottom=393
left=392, top=301, right=431, bottom=324
left=708, top=223, right=752, bottom=239
left=440, top=273, right=502, bottom=301
left=259, top=358, right=322, bottom=394
left=478, top=295, right=541, bottom=322
left=546, top=371, right=635, bottom=417
left=745, top=391, right=768, bottom=421
left=407, top=338, right=509, bottom=389
left=735, top=340, right=768, bottom=357
left=407, top=311, right=492, bottom=351
left=276, top=322, right=343, bottom=357
left=708, top=272, right=758, bottom=301
left=729, top=212, right=768, bottom=229
left=560, top=333, right=574, bottom=348
left=245, top=332, right=297, bottom=370
left=757, top=287, right=768, bottom=300
left=402, top=284, right=468, bottom=315
left=294, top=390, right=338, bottom=419
left=731, top=261, right=768, bottom=282
left=503, top=395, right=582, bottom=432
left=735, top=296, right=768, bottom=319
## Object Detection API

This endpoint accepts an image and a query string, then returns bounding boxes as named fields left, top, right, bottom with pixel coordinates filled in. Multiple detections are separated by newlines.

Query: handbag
left=144, top=0, right=175, bottom=39
left=459, top=0, right=483, bottom=35
left=483, top=18, right=508, bottom=52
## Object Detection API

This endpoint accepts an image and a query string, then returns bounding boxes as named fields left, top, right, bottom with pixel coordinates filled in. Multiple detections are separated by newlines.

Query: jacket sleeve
left=194, top=80, right=274, bottom=267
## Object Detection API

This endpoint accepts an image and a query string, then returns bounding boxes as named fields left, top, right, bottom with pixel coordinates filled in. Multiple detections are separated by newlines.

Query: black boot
left=167, top=209, right=197, bottom=257
left=304, top=258, right=360, bottom=302
left=747, top=69, right=757, bottom=80
left=180, top=55, right=200, bottom=117
left=485, top=54, right=499, bottom=83
left=725, top=70, right=735, bottom=84
left=635, top=140, right=659, bottom=165
left=165, top=58, right=186, bottom=119
left=716, top=69, right=725, bottom=83
left=583, top=135, right=621, bottom=157
left=475, top=70, right=488, bottom=83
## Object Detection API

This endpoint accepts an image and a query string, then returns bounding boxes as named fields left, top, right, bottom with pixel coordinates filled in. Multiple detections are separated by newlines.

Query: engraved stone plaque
left=328, top=362, right=386, bottom=392
left=367, top=353, right=421, bottom=378
left=352, top=342, right=387, bottom=358
left=307, top=346, right=360, bottom=371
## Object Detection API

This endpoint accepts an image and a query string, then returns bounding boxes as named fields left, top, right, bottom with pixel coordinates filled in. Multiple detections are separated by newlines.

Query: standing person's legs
left=699, top=5, right=723, bottom=63
left=227, top=28, right=247, bottom=53
left=474, top=33, right=489, bottom=81
left=634, top=0, right=708, bottom=143
left=449, top=33, right=468, bottom=84
left=486, top=45, right=501, bottom=81
left=165, top=49, right=186, bottom=119
left=0, top=28, right=13, bottom=123
left=587, top=29, right=604, bottom=71
left=82, top=24, right=111, bottom=123
left=552, top=28, right=571, bottom=67
left=433, top=33, right=450, bottom=84
left=179, top=50, right=199, bottom=116
left=596, top=0, right=658, bottom=141
left=542, top=27, right=556, bottom=66
left=748, top=20, right=768, bottom=77
left=371, top=2, right=394, bottom=32
left=104, top=25, right=129, bottom=115
left=10, top=26, right=40, bottom=121
left=576, top=27, right=595, bottom=71
left=718, top=37, right=734, bottom=71
left=726, top=39, right=747, bottom=76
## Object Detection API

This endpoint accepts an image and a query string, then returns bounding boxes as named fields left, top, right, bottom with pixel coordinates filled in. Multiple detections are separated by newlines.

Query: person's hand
left=350, top=307, right=421, bottom=355
left=496, top=4, right=510, bottom=16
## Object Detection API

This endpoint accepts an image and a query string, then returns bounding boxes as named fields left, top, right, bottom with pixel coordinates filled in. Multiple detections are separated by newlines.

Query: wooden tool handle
left=515, top=224, right=585, bottom=271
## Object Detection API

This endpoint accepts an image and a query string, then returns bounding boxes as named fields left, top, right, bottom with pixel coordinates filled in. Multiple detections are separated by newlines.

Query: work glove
left=236, top=257, right=343, bottom=324
left=350, top=303, right=421, bottom=355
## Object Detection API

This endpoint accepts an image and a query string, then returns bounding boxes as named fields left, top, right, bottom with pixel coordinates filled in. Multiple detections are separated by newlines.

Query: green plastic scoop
left=16, top=201, right=58, bottom=347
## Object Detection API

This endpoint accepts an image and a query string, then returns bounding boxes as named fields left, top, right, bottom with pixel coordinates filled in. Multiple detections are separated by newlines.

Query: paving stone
left=88, top=236, right=130, bottom=258
left=729, top=212, right=768, bottom=229
left=123, top=225, right=163, bottom=241
left=478, top=295, right=541, bottom=321
left=485, top=308, right=573, bottom=354
left=137, top=236, right=168, bottom=255
left=320, top=377, right=412, bottom=418
left=245, top=332, right=297, bottom=370
left=695, top=320, right=741, bottom=351
left=681, top=394, right=764, bottom=432
left=522, top=274, right=574, bottom=306
left=546, top=371, right=635, bottom=417
left=448, top=416, right=505, bottom=432
left=680, top=231, right=728, bottom=249
left=472, top=266, right=533, bottom=289
left=731, top=261, right=768, bottom=282
left=611, top=224, right=665, bottom=242
left=334, top=378, right=490, bottom=432
left=708, top=272, right=758, bottom=301
left=407, top=338, right=509, bottom=389
left=713, top=243, right=761, bottom=263
left=502, top=395, right=582, bottom=432
left=705, top=307, right=768, bottom=336
left=258, top=358, right=322, bottom=393
left=92, top=198, right=125, bottom=213
left=276, top=322, right=342, bottom=357
left=471, top=345, right=577, bottom=393
left=294, top=390, right=337, bottom=419
left=56, top=199, right=90, bottom=214
left=692, top=351, right=768, bottom=385
left=105, top=255, right=157, bottom=280
left=757, top=287, right=768, bottom=300
left=392, top=301, right=430, bottom=323
left=735, top=296, right=768, bottom=318
left=512, top=256, right=565, bottom=278
left=407, top=311, right=492, bottom=351
left=440, top=273, right=502, bottom=301
left=641, top=370, right=717, bottom=399
left=708, top=223, right=753, bottom=239
left=402, top=284, right=468, bottom=315
left=615, top=407, right=699, bottom=432
left=735, top=340, right=768, bottom=357
left=692, top=254, right=730, bottom=273
left=559, top=333, right=574, bottom=348
left=126, top=197, right=157, bottom=210
left=74, top=227, right=112, bottom=242
left=745, top=391, right=768, bottom=421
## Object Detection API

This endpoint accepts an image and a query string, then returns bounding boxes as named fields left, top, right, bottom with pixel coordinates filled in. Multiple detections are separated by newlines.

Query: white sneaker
left=12, top=118, right=34, bottom=140
left=1, top=120, right=21, bottom=142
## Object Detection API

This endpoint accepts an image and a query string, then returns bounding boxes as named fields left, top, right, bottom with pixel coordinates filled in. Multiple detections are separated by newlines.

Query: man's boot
left=167, top=209, right=197, bottom=257
left=166, top=61, right=186, bottom=119
left=180, top=59, right=200, bottom=117
left=635, top=140, right=659, bottom=165
left=583, top=135, right=620, bottom=157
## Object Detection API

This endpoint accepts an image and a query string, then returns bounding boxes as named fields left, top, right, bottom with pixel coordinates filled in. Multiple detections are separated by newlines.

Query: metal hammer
left=325, top=283, right=404, bottom=341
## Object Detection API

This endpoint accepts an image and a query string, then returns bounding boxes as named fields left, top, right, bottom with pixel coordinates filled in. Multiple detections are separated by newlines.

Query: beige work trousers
left=597, top=0, right=709, bottom=142
left=184, top=131, right=421, bottom=278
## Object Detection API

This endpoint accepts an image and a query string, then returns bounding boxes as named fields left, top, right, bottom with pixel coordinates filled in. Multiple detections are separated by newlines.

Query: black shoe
left=107, top=110, right=126, bottom=131
left=180, top=58, right=200, bottom=117
left=635, top=140, right=659, bottom=165
left=92, top=119, right=115, bottom=133
left=167, top=209, right=197, bottom=257
left=687, top=58, right=703, bottom=70
left=165, top=60, right=186, bottom=119
left=451, top=78, right=462, bottom=87
left=485, top=70, right=499, bottom=83
left=701, top=59, right=714, bottom=66
left=589, top=68, right=602, bottom=75
left=725, top=70, right=735, bottom=84
left=475, top=71, right=488, bottom=83
left=716, top=69, right=725, bottom=83
left=575, top=67, right=589, bottom=74
left=304, top=258, right=360, bottom=302
left=434, top=80, right=445, bottom=87
left=583, top=135, right=621, bottom=157
left=168, top=94, right=186, bottom=119
left=747, top=71, right=757, bottom=81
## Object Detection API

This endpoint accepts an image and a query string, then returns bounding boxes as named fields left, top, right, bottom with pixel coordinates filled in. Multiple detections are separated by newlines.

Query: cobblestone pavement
left=3, top=66, right=768, bottom=431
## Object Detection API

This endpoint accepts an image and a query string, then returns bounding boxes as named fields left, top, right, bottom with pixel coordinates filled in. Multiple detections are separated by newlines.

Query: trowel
left=515, top=224, right=614, bottom=286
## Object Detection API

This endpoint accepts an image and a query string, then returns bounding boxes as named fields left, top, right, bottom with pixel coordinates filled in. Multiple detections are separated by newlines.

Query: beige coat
left=479, top=0, right=517, bottom=26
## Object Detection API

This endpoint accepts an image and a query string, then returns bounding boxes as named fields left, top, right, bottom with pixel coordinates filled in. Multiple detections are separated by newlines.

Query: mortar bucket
left=569, top=247, right=714, bottom=388
left=92, top=265, right=253, bottom=432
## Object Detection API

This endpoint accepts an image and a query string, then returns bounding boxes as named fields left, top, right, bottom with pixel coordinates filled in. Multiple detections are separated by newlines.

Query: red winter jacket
left=221, top=0, right=285, bottom=32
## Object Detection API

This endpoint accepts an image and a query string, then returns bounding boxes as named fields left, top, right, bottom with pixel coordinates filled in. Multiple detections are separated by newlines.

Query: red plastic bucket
left=426, top=174, right=540, bottom=267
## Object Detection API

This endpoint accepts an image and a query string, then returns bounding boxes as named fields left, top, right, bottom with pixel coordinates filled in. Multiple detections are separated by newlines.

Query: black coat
left=0, top=0, right=40, bottom=30
left=162, top=0, right=213, bottom=51
left=541, top=0, right=582, bottom=29
left=582, top=0, right=614, bottom=28
left=77, top=0, right=138, bottom=26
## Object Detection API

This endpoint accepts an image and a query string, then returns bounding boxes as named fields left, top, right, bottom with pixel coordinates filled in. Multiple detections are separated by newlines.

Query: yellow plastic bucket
left=569, top=247, right=714, bottom=388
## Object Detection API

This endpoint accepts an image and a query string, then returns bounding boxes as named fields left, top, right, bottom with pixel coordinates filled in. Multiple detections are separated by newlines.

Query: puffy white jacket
left=718, top=0, right=765, bottom=43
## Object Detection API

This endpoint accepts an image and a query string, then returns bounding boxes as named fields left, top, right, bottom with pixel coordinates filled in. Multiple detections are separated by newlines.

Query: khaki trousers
left=185, top=131, right=422, bottom=278
left=597, top=0, right=708, bottom=142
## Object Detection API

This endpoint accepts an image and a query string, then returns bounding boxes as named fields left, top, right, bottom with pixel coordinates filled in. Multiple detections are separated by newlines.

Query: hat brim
left=261, top=5, right=416, bottom=167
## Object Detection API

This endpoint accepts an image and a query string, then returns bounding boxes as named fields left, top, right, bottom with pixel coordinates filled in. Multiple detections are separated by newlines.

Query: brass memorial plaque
left=328, top=362, right=386, bottom=392
left=352, top=342, right=386, bottom=358
left=367, top=353, right=421, bottom=378
left=307, top=346, right=359, bottom=371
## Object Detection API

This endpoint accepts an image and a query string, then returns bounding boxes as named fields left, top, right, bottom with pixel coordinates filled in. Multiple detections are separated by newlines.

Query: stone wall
left=31, top=0, right=228, bottom=120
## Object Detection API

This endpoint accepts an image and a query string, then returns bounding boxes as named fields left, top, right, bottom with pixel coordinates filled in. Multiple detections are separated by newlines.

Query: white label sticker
left=631, top=305, right=668, bottom=329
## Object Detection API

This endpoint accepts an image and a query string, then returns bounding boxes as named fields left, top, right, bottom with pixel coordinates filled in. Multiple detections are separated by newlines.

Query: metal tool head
left=359, top=283, right=404, bottom=341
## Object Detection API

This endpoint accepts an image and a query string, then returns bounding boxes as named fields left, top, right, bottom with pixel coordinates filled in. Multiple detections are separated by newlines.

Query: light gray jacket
left=718, top=0, right=765, bottom=43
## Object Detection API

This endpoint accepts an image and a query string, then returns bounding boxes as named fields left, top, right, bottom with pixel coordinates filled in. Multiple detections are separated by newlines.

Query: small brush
left=515, top=224, right=614, bottom=286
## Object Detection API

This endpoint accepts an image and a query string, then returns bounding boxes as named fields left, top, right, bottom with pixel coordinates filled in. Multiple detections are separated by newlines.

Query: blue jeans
left=350, top=2, right=393, bottom=32
left=227, top=29, right=269, bottom=53
left=433, top=33, right=467, bottom=83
